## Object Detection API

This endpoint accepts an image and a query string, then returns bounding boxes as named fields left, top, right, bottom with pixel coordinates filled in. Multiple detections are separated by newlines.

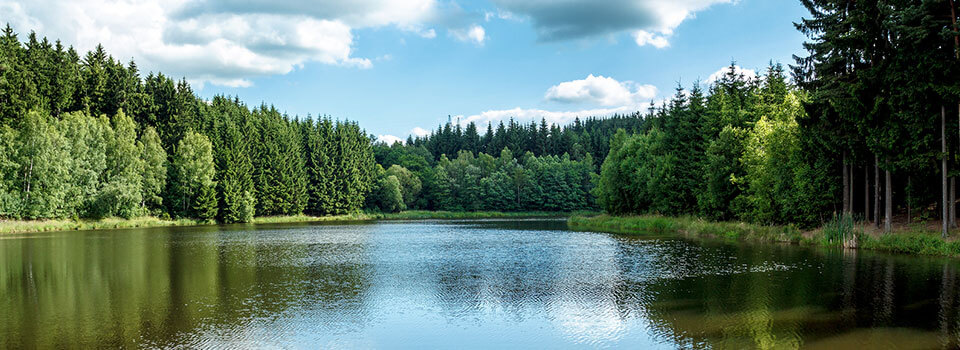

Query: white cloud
left=377, top=134, right=405, bottom=144
left=1, top=0, right=481, bottom=88
left=492, top=0, right=733, bottom=47
left=411, top=127, right=431, bottom=137
left=484, top=9, right=521, bottom=22
left=707, top=65, right=757, bottom=84
left=450, top=24, right=485, bottom=45
left=632, top=30, right=669, bottom=48
left=545, top=75, right=657, bottom=106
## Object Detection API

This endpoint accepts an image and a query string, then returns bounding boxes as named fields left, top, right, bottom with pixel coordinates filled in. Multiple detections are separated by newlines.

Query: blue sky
left=3, top=0, right=809, bottom=142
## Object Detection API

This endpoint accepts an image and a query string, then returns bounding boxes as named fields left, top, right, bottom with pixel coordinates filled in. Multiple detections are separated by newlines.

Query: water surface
left=2, top=219, right=960, bottom=349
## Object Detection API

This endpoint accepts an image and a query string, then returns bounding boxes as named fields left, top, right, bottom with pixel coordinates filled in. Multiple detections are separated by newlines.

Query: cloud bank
left=0, top=0, right=485, bottom=87
left=545, top=75, right=657, bottom=106
left=491, top=0, right=733, bottom=47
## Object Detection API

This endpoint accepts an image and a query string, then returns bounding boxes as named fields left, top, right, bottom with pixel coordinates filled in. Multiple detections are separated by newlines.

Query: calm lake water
left=3, top=219, right=960, bottom=349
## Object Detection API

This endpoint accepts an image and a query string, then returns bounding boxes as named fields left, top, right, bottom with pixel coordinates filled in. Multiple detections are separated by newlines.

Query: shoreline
left=568, top=215, right=960, bottom=258
left=0, top=211, right=595, bottom=235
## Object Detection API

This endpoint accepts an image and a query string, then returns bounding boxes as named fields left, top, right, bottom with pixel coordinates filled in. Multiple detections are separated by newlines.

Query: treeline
left=374, top=138, right=599, bottom=212
left=595, top=0, right=960, bottom=232
left=793, top=0, right=960, bottom=234
left=593, top=64, right=834, bottom=227
left=403, top=114, right=645, bottom=164
left=368, top=113, right=635, bottom=212
left=0, top=25, right=377, bottom=222
left=0, top=24, right=599, bottom=221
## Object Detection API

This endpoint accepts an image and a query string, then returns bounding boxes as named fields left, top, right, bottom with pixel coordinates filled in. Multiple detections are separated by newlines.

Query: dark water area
left=2, top=219, right=960, bottom=349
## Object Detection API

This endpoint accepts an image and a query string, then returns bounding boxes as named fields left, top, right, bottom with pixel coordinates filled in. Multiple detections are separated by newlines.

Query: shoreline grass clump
left=569, top=214, right=960, bottom=258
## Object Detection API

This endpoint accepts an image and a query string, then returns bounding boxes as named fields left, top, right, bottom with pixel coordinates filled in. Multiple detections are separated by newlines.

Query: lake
left=2, top=219, right=960, bottom=349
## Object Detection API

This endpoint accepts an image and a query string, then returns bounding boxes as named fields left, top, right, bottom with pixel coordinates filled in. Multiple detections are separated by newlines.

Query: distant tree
left=139, top=126, right=166, bottom=212
left=170, top=131, right=216, bottom=219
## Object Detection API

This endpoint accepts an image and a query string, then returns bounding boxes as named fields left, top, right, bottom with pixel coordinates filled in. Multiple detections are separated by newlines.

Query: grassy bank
left=568, top=215, right=804, bottom=242
left=0, top=216, right=205, bottom=234
left=1, top=211, right=587, bottom=235
left=373, top=210, right=594, bottom=220
left=569, top=214, right=960, bottom=258
left=0, top=214, right=375, bottom=235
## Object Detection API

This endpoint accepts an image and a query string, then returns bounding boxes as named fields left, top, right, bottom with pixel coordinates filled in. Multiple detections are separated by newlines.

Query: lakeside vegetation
left=2, top=0, right=960, bottom=260
left=0, top=25, right=600, bottom=225
left=0, top=211, right=592, bottom=235
left=570, top=215, right=960, bottom=258
left=0, top=216, right=203, bottom=234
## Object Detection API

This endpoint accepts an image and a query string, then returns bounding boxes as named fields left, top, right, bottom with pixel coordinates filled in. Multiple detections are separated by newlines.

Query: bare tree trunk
left=952, top=178, right=957, bottom=229
left=908, top=176, right=912, bottom=224
left=885, top=165, right=893, bottom=233
left=864, top=166, right=870, bottom=221
left=952, top=0, right=959, bottom=233
left=843, top=151, right=850, bottom=215
left=851, top=164, right=856, bottom=215
left=875, top=155, right=881, bottom=229
left=945, top=105, right=950, bottom=238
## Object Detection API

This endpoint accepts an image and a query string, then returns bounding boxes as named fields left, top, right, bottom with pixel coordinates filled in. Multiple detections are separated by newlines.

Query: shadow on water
left=2, top=219, right=960, bottom=348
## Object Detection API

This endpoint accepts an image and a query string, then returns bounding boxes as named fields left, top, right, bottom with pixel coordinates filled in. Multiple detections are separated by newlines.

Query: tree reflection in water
left=2, top=220, right=960, bottom=348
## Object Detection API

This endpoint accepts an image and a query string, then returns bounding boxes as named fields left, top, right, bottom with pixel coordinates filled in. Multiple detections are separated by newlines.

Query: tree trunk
left=843, top=151, right=850, bottom=215
left=907, top=176, right=912, bottom=224
left=952, top=0, right=959, bottom=232
left=864, top=166, right=869, bottom=221
left=885, top=166, right=892, bottom=233
left=945, top=105, right=950, bottom=238
left=952, top=178, right=957, bottom=229
left=850, top=164, right=856, bottom=215
left=874, top=155, right=881, bottom=229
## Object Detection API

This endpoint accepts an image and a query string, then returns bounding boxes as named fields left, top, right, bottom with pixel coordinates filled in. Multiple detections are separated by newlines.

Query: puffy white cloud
left=632, top=30, right=669, bottom=48
left=545, top=75, right=657, bottom=106
left=492, top=0, right=733, bottom=47
left=377, top=134, right=405, bottom=145
left=411, top=127, right=432, bottom=137
left=0, top=0, right=481, bottom=88
left=707, top=65, right=757, bottom=84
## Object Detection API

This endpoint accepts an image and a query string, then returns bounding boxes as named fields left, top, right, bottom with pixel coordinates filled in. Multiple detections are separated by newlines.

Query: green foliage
left=170, top=131, right=216, bottom=219
left=94, top=109, right=144, bottom=219
left=821, top=214, right=855, bottom=244
left=422, top=148, right=596, bottom=212
left=386, top=165, right=421, bottom=209
left=213, top=111, right=255, bottom=224
left=593, top=64, right=836, bottom=228
left=368, top=173, right=405, bottom=213
left=568, top=215, right=803, bottom=243
left=139, top=126, right=167, bottom=212
left=859, top=232, right=960, bottom=257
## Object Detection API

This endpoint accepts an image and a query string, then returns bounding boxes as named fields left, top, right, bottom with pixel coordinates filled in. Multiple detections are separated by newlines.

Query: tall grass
left=570, top=214, right=960, bottom=258
left=0, top=216, right=204, bottom=234
left=568, top=215, right=802, bottom=242
left=2, top=211, right=590, bottom=235
left=821, top=213, right=855, bottom=244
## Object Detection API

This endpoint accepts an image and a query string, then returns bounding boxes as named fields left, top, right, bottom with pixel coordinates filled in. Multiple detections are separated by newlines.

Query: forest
left=2, top=0, right=959, bottom=233
left=591, top=0, right=960, bottom=234
left=0, top=24, right=600, bottom=223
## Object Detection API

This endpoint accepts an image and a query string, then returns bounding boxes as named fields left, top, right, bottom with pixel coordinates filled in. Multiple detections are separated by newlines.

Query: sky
left=1, top=0, right=810, bottom=143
